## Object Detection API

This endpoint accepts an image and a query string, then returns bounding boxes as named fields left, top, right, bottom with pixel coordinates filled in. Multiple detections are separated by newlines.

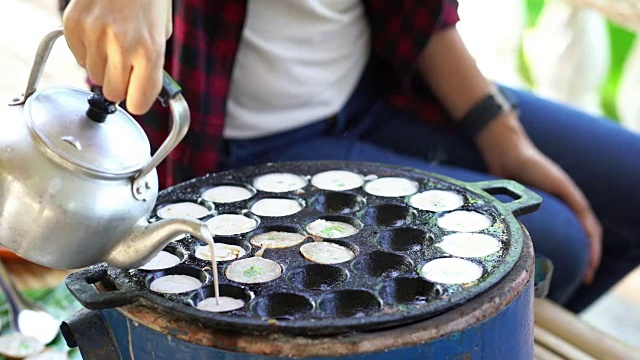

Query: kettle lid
left=26, top=86, right=150, bottom=176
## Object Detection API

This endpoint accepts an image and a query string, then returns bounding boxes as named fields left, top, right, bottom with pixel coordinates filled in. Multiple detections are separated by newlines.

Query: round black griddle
left=66, top=161, right=541, bottom=335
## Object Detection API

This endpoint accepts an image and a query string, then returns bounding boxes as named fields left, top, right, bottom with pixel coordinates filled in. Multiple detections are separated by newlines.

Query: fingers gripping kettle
left=0, top=29, right=211, bottom=269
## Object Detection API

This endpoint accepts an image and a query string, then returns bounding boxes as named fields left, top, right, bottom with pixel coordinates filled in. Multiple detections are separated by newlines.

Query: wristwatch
left=457, top=87, right=519, bottom=142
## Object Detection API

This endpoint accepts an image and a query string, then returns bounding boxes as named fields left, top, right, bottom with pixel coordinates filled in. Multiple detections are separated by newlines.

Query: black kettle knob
left=86, top=92, right=116, bottom=123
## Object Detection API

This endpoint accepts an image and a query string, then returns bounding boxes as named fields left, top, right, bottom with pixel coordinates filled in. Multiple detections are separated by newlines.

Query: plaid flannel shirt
left=141, top=0, right=460, bottom=188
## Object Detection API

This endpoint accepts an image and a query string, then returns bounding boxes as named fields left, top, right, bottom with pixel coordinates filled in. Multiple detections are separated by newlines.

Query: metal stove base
left=62, top=278, right=532, bottom=360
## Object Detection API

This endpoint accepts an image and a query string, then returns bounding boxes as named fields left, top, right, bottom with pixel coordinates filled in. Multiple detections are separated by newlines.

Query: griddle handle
left=65, top=268, right=138, bottom=310
left=471, top=179, right=542, bottom=217
left=60, top=308, right=120, bottom=358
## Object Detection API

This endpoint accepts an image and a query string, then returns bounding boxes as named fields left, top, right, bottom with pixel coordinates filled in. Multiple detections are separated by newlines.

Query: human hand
left=62, top=0, right=173, bottom=114
left=476, top=113, right=603, bottom=284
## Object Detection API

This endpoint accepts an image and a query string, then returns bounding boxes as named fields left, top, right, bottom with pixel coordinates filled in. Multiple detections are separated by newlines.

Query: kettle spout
left=104, top=217, right=212, bottom=269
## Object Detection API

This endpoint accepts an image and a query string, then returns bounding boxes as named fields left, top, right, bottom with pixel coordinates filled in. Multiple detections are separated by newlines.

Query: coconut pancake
left=196, top=296, right=246, bottom=313
left=250, top=198, right=303, bottom=217
left=202, top=185, right=254, bottom=203
left=195, top=243, right=247, bottom=262
left=306, top=219, right=359, bottom=238
left=437, top=233, right=501, bottom=257
left=253, top=173, right=307, bottom=193
left=300, top=242, right=355, bottom=264
left=436, top=211, right=492, bottom=232
left=205, top=214, right=258, bottom=236
left=225, top=257, right=283, bottom=284
left=421, top=258, right=483, bottom=284
left=138, top=250, right=181, bottom=270
left=311, top=170, right=364, bottom=191
left=149, top=275, right=202, bottom=294
left=156, top=202, right=210, bottom=219
left=409, top=190, right=464, bottom=212
left=363, top=177, right=419, bottom=197
left=250, top=231, right=306, bottom=249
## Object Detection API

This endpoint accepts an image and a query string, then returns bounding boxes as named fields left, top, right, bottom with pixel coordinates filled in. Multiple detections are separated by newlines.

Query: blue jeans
left=223, top=76, right=640, bottom=313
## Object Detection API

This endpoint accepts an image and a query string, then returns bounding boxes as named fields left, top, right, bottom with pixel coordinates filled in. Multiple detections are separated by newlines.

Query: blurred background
left=0, top=0, right=638, bottom=349
left=456, top=1, right=640, bottom=346
left=458, top=0, right=640, bottom=132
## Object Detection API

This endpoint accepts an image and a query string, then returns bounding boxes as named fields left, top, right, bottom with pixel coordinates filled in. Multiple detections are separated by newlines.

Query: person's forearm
left=416, top=25, right=528, bottom=150
left=416, top=26, right=495, bottom=121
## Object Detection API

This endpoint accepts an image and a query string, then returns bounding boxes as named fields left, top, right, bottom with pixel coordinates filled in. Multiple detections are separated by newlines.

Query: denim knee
left=519, top=192, right=590, bottom=305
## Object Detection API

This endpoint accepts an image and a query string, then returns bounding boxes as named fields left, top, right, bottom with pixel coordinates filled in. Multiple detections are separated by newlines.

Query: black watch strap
left=457, top=87, right=518, bottom=142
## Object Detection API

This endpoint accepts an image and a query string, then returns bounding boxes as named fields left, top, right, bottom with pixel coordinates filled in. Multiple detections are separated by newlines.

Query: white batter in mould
left=197, top=296, right=246, bottom=313
left=436, top=233, right=501, bottom=257
left=436, top=210, right=492, bottom=232
left=138, top=250, right=182, bottom=270
left=252, top=173, right=307, bottom=193
left=311, top=170, right=365, bottom=191
left=156, top=202, right=211, bottom=219
left=225, top=257, right=283, bottom=284
left=300, top=242, right=355, bottom=264
left=201, top=185, right=255, bottom=203
left=363, top=177, right=419, bottom=197
left=306, top=219, right=360, bottom=238
left=409, top=190, right=464, bottom=212
left=205, top=213, right=259, bottom=235
left=195, top=243, right=247, bottom=262
left=250, top=198, right=303, bottom=217
left=149, top=274, right=203, bottom=293
left=420, top=258, right=484, bottom=284
left=250, top=231, right=307, bottom=249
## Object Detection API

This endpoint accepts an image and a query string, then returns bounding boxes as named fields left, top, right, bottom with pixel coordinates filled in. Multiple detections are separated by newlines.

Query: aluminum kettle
left=0, top=29, right=211, bottom=269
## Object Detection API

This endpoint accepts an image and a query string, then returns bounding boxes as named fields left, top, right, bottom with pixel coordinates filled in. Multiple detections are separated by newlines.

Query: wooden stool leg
left=534, top=299, right=640, bottom=360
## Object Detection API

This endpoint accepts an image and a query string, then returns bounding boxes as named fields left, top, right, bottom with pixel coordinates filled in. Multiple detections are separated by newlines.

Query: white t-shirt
left=223, top=0, right=371, bottom=139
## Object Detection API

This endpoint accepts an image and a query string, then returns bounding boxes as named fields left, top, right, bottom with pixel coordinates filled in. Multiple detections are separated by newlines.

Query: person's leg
left=506, top=87, right=640, bottom=312
left=226, top=121, right=590, bottom=306
left=354, top=88, right=640, bottom=312
left=222, top=67, right=604, bottom=311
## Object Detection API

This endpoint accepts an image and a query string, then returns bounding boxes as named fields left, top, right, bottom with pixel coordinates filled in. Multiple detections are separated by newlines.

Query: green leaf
left=319, top=226, right=344, bottom=237
left=243, top=265, right=262, bottom=278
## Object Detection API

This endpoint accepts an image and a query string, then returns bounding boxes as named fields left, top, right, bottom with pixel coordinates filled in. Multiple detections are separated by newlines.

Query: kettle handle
left=11, top=28, right=65, bottom=105
left=14, top=28, right=189, bottom=201
left=131, top=73, right=189, bottom=201
left=90, top=73, right=187, bottom=200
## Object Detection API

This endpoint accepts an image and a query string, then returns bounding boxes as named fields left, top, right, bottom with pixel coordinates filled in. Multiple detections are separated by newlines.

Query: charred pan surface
left=115, top=231, right=533, bottom=357
left=67, top=160, right=540, bottom=336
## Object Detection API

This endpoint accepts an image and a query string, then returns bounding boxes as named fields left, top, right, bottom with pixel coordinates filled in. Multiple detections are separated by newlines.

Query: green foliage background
left=0, top=284, right=83, bottom=359
left=522, top=0, right=636, bottom=121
